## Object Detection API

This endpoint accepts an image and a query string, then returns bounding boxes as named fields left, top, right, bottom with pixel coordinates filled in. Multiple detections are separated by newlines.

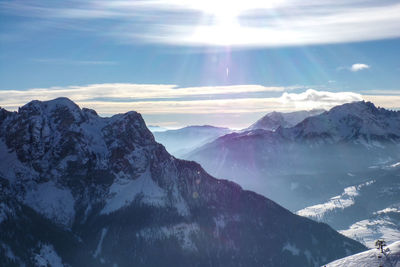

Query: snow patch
left=24, top=181, right=75, bottom=227
left=290, top=182, right=299, bottom=191
left=93, top=228, right=108, bottom=258
left=282, top=243, right=300, bottom=256
left=390, top=162, right=400, bottom=168
left=297, top=180, right=375, bottom=220
left=101, top=169, right=166, bottom=215
left=340, top=206, right=400, bottom=248
left=34, top=243, right=64, bottom=267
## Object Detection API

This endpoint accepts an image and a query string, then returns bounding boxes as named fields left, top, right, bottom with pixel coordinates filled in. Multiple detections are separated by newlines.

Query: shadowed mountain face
left=186, top=101, right=400, bottom=211
left=153, top=125, right=231, bottom=157
left=0, top=98, right=365, bottom=267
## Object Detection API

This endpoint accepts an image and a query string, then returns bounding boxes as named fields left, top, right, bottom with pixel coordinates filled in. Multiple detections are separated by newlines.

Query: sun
left=168, top=0, right=285, bottom=46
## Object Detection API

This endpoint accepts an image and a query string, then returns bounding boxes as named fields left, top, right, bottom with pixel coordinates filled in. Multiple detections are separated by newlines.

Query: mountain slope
left=153, top=125, right=231, bottom=157
left=0, top=98, right=365, bottom=267
left=326, top=241, right=400, bottom=267
left=297, top=166, right=400, bottom=248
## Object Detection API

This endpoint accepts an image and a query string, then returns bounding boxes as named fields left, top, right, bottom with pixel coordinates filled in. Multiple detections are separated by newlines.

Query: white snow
left=282, top=243, right=300, bottom=256
left=213, top=215, right=227, bottom=237
left=24, top=181, right=75, bottom=227
left=390, top=162, right=400, bottom=168
left=326, top=241, right=400, bottom=267
left=101, top=169, right=166, bottom=215
left=297, top=180, right=374, bottom=220
left=339, top=205, right=400, bottom=248
left=93, top=228, right=108, bottom=258
left=290, top=182, right=299, bottom=191
left=34, top=243, right=64, bottom=267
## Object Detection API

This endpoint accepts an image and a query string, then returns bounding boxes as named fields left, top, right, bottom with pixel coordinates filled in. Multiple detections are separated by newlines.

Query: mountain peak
left=21, top=97, right=80, bottom=112
left=330, top=100, right=378, bottom=114
left=247, top=109, right=325, bottom=131
left=290, top=100, right=400, bottom=143
left=18, top=97, right=84, bottom=123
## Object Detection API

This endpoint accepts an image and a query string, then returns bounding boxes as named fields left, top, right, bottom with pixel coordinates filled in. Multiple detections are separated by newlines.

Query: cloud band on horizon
left=0, top=84, right=398, bottom=118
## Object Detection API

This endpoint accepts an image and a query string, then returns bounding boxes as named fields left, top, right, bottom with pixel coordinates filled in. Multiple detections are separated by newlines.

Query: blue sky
left=1, top=0, right=400, bottom=128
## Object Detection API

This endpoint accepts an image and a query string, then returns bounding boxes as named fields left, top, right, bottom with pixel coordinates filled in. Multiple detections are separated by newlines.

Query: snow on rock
left=340, top=205, right=400, bottom=248
left=282, top=243, right=300, bottom=256
left=101, top=169, right=166, bottom=215
left=326, top=241, right=400, bottom=267
left=93, top=228, right=108, bottom=258
left=389, top=162, right=400, bottom=168
left=289, top=101, right=400, bottom=145
left=297, top=180, right=375, bottom=220
left=34, top=243, right=65, bottom=267
left=23, top=181, right=75, bottom=227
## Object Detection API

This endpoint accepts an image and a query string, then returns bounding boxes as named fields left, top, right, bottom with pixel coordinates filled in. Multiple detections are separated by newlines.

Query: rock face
left=186, top=101, right=400, bottom=210
left=0, top=98, right=365, bottom=267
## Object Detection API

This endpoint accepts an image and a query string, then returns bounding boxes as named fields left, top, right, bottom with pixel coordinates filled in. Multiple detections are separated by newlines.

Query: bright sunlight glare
left=162, top=0, right=286, bottom=46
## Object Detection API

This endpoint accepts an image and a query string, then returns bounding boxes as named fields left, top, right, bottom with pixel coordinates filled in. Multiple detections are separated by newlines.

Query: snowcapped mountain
left=186, top=101, right=400, bottom=210
left=0, top=98, right=365, bottom=267
left=153, top=125, right=231, bottom=157
left=326, top=241, right=400, bottom=267
left=287, top=101, right=400, bottom=144
left=246, top=109, right=324, bottom=132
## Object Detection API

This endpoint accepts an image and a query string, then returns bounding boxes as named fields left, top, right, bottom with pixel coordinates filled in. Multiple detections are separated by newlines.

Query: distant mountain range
left=246, top=109, right=324, bottom=132
left=153, top=125, right=231, bottom=157
left=186, top=101, right=400, bottom=244
left=0, top=98, right=364, bottom=266
left=152, top=109, right=325, bottom=158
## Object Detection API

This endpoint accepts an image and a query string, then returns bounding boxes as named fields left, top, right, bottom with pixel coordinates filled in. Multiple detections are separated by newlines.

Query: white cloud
left=2, top=84, right=398, bottom=127
left=0, top=83, right=289, bottom=109
left=279, top=89, right=363, bottom=109
left=0, top=84, right=370, bottom=115
left=351, top=63, right=370, bottom=72
left=2, top=1, right=400, bottom=46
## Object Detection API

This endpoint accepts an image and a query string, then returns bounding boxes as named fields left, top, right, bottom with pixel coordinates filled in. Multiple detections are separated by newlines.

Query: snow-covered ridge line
left=326, top=241, right=400, bottom=266
left=297, top=180, right=375, bottom=220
